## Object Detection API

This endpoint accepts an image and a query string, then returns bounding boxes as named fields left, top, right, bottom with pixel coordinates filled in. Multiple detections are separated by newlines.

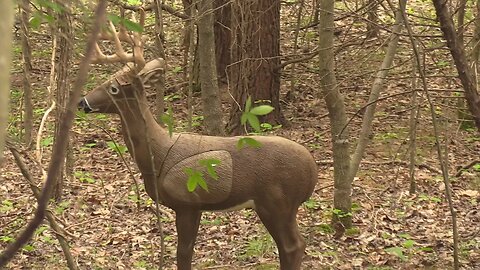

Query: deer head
left=78, top=11, right=317, bottom=270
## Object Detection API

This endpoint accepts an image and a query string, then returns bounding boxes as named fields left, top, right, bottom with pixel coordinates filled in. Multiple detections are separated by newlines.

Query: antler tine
left=91, top=10, right=145, bottom=72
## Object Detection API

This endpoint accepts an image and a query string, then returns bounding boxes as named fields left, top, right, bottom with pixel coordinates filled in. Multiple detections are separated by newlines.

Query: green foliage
left=345, top=227, right=360, bottom=236
left=107, top=14, right=143, bottom=33
left=0, top=200, right=14, bottom=213
left=418, top=193, right=441, bottom=203
left=172, top=66, right=183, bottom=73
left=239, top=233, right=274, bottom=260
left=385, top=246, right=406, bottom=261
left=332, top=208, right=352, bottom=218
left=0, top=235, right=14, bottom=243
left=40, top=136, right=54, bottom=147
left=237, top=137, right=262, bottom=150
left=164, top=93, right=181, bottom=102
left=106, top=141, right=128, bottom=155
left=473, top=164, right=480, bottom=171
left=74, top=171, right=96, bottom=184
left=184, top=167, right=207, bottom=192
left=241, top=97, right=274, bottom=133
left=160, top=107, right=174, bottom=137
left=198, top=158, right=221, bottom=180
left=304, top=198, right=321, bottom=210
left=184, top=159, right=222, bottom=192
left=54, top=201, right=70, bottom=215
left=317, top=223, right=334, bottom=234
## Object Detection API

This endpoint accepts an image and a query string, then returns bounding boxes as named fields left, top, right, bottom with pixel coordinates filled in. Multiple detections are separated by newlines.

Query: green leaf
left=107, top=141, right=128, bottom=154
left=160, top=107, right=174, bottom=137
left=122, top=19, right=144, bottom=33
left=240, top=113, right=248, bottom=125
left=245, top=96, right=252, bottom=112
left=184, top=167, right=206, bottom=192
left=199, top=158, right=221, bottom=180
left=29, top=15, right=42, bottom=29
left=22, top=244, right=35, bottom=252
left=402, top=239, right=416, bottom=249
left=107, top=14, right=122, bottom=24
left=250, top=105, right=274, bottom=116
left=197, top=177, right=208, bottom=191
left=246, top=114, right=260, bottom=132
left=385, top=247, right=406, bottom=261
left=236, top=137, right=262, bottom=150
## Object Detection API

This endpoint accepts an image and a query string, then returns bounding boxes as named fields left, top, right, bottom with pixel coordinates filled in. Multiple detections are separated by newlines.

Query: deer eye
left=108, top=85, right=120, bottom=95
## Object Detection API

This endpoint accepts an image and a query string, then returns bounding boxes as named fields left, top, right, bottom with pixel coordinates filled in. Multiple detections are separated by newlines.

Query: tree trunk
left=20, top=0, right=33, bottom=146
left=0, top=0, right=14, bottom=163
left=53, top=2, right=73, bottom=201
left=197, top=0, right=225, bottom=135
left=154, top=0, right=167, bottom=121
left=318, top=0, right=352, bottom=235
left=227, top=0, right=284, bottom=135
left=366, top=1, right=379, bottom=39
left=433, top=0, right=480, bottom=131
left=214, top=0, right=231, bottom=81
left=349, top=0, right=406, bottom=182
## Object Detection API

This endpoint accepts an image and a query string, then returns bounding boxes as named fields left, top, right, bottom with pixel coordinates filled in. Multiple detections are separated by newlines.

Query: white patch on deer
left=222, top=200, right=255, bottom=212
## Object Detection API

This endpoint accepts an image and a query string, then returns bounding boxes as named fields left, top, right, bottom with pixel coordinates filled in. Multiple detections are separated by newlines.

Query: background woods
left=1, top=0, right=479, bottom=269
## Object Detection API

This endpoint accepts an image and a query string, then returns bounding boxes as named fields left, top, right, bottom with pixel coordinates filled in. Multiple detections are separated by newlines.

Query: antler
left=92, top=10, right=146, bottom=71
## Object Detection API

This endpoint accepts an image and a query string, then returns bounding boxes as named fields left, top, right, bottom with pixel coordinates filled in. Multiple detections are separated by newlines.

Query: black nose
left=78, top=98, right=92, bottom=113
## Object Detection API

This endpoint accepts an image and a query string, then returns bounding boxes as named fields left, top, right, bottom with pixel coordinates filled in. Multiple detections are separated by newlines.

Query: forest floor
left=1, top=4, right=480, bottom=270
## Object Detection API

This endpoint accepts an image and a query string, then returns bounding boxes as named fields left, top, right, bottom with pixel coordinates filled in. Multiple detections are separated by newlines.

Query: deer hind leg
left=255, top=201, right=306, bottom=270
left=175, top=209, right=202, bottom=270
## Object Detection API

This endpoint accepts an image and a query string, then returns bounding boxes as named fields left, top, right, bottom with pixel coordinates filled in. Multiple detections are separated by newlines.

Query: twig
left=403, top=2, right=460, bottom=268
left=6, top=138, right=78, bottom=270
left=455, top=160, right=480, bottom=177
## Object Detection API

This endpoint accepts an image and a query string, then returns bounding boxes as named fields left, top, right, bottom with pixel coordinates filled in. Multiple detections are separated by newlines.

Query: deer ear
left=131, top=75, right=145, bottom=93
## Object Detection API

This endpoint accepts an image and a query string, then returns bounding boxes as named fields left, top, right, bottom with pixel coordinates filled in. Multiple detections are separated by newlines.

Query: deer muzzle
left=78, top=97, right=94, bottom=113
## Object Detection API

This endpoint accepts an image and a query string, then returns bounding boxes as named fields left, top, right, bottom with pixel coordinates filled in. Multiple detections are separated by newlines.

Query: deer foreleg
left=175, top=209, right=201, bottom=270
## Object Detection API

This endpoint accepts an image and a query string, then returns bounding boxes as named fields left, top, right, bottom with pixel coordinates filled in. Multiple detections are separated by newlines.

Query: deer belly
left=162, top=150, right=234, bottom=205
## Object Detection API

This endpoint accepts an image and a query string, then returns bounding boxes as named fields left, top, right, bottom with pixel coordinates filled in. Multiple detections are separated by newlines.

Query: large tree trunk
left=227, top=0, right=284, bottom=135
left=318, top=0, right=352, bottom=234
left=0, top=0, right=14, bottom=163
left=53, top=3, right=73, bottom=201
left=214, top=0, right=231, bottom=81
left=433, top=0, right=480, bottom=131
left=198, top=0, right=225, bottom=135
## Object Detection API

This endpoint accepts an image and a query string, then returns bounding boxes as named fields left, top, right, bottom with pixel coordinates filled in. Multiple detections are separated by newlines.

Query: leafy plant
left=0, top=200, right=14, bottom=213
left=241, top=97, right=274, bottom=133
left=332, top=208, right=352, bottom=218
left=106, top=141, right=128, bottom=155
left=304, top=198, right=321, bottom=210
left=74, top=171, right=96, bottom=184
left=160, top=107, right=174, bottom=137
left=239, top=233, right=274, bottom=260
left=184, top=168, right=207, bottom=192
left=184, top=158, right=222, bottom=192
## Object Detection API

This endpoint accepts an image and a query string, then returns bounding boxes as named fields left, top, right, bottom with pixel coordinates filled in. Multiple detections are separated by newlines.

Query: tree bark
left=0, top=0, right=14, bottom=164
left=20, top=0, right=33, bottom=146
left=433, top=0, right=480, bottom=131
left=318, top=0, right=352, bottom=233
left=227, top=0, right=284, bottom=135
left=197, top=0, right=225, bottom=135
left=214, top=0, right=231, bottom=81
left=54, top=2, right=73, bottom=201
left=349, top=0, right=406, bottom=182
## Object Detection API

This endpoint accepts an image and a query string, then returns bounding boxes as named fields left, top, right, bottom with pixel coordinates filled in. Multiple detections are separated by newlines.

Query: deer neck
left=117, top=99, right=170, bottom=177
